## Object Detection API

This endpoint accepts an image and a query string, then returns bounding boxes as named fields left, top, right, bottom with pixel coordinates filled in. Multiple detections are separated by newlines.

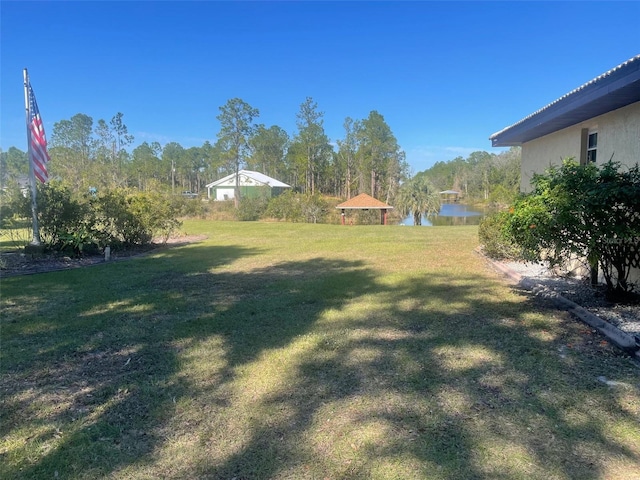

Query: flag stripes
left=28, top=83, right=50, bottom=183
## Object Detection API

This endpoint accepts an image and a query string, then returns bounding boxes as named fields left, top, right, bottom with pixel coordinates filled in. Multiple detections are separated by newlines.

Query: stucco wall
left=520, top=101, right=640, bottom=287
left=521, top=101, right=640, bottom=192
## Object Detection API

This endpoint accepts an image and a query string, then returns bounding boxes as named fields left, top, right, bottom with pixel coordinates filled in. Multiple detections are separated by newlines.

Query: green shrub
left=59, top=225, right=97, bottom=256
left=488, top=184, right=517, bottom=208
left=89, top=190, right=148, bottom=247
left=128, top=192, right=182, bottom=243
left=0, top=186, right=30, bottom=229
left=4, top=184, right=182, bottom=254
left=300, top=194, right=328, bottom=224
left=266, top=190, right=304, bottom=222
left=236, top=196, right=268, bottom=221
left=265, top=192, right=328, bottom=223
left=36, top=182, right=89, bottom=249
left=174, top=195, right=207, bottom=218
left=91, top=190, right=182, bottom=247
left=205, top=199, right=237, bottom=221
left=506, top=159, right=640, bottom=295
left=478, top=211, right=521, bottom=260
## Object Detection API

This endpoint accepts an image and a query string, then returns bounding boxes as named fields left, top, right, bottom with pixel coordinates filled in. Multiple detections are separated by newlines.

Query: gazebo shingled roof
left=336, top=193, right=393, bottom=225
left=335, top=193, right=393, bottom=210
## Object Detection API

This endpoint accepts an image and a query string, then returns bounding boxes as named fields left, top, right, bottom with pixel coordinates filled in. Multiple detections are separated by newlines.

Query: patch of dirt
left=0, top=234, right=207, bottom=278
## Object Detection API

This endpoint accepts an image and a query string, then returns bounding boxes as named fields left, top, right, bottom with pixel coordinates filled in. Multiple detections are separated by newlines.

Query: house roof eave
left=490, top=54, right=640, bottom=147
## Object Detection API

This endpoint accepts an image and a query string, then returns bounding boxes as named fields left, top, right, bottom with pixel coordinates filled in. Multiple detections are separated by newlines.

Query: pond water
left=399, top=203, right=487, bottom=226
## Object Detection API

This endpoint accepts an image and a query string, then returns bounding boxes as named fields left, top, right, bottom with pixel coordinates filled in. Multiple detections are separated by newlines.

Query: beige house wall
left=520, top=101, right=640, bottom=192
left=520, top=101, right=640, bottom=286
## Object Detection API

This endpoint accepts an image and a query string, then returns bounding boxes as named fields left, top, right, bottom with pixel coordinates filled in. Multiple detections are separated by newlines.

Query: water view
left=400, top=203, right=487, bottom=226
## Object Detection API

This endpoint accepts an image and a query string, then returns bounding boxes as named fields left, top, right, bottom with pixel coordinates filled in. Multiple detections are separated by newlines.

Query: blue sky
left=1, top=1, right=639, bottom=174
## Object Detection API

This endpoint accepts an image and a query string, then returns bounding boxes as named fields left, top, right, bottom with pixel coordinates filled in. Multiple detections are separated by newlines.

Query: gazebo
left=439, top=190, right=461, bottom=202
left=335, top=193, right=394, bottom=225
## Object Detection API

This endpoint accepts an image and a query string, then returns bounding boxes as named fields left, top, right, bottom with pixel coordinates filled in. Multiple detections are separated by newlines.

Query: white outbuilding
left=205, top=170, right=291, bottom=201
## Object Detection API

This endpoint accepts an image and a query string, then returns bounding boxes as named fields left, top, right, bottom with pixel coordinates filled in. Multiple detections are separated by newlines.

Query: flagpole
left=24, top=68, right=42, bottom=246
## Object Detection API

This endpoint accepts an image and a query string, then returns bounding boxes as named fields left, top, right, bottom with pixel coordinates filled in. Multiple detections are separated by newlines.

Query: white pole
left=23, top=68, right=42, bottom=246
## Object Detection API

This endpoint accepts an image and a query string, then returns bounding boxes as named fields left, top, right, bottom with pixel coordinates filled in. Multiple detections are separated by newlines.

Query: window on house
left=587, top=132, right=597, bottom=163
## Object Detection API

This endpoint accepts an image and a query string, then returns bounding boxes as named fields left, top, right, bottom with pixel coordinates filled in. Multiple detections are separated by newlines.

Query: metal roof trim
left=205, top=170, right=291, bottom=188
left=490, top=54, right=640, bottom=146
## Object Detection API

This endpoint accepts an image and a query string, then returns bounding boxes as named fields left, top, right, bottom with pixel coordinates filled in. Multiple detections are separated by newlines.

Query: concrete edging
left=486, top=256, right=640, bottom=360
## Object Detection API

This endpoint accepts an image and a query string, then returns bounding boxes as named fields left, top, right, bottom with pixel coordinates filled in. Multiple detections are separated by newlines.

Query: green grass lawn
left=1, top=221, right=639, bottom=479
left=0, top=227, right=30, bottom=253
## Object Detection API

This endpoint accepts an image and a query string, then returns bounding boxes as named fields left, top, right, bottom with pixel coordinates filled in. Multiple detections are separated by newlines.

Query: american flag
left=28, top=83, right=50, bottom=183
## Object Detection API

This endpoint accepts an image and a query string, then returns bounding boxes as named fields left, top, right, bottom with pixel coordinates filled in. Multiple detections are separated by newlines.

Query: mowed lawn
left=1, top=221, right=639, bottom=479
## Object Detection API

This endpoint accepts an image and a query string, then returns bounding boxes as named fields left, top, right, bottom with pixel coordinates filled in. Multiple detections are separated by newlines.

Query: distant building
left=0, top=174, right=30, bottom=196
left=205, top=170, right=291, bottom=201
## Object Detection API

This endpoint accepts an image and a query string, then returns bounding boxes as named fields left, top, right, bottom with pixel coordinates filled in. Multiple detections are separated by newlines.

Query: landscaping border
left=481, top=251, right=640, bottom=361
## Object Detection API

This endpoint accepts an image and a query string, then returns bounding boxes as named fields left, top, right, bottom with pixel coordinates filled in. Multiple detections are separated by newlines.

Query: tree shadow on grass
left=199, top=273, right=640, bottom=479
left=1, top=245, right=379, bottom=479
left=2, top=247, right=639, bottom=479
left=1, top=244, right=259, bottom=478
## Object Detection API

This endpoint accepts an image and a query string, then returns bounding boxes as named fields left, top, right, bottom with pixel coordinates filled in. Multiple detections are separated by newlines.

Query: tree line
left=1, top=95, right=522, bottom=225
left=414, top=147, right=521, bottom=206
left=1, top=97, right=411, bottom=203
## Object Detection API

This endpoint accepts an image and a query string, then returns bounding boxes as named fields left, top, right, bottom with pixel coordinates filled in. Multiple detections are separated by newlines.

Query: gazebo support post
left=341, top=209, right=346, bottom=225
left=378, top=209, right=389, bottom=225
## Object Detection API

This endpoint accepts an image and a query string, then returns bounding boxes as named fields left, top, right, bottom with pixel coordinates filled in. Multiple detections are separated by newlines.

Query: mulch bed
left=0, top=235, right=207, bottom=278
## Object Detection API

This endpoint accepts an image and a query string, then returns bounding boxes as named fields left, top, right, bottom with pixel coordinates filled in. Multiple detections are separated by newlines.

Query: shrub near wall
left=478, top=211, right=521, bottom=260
left=506, top=159, right=640, bottom=296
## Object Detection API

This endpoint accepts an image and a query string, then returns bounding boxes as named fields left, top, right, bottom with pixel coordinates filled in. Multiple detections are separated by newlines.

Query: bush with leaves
left=18, top=184, right=182, bottom=253
left=35, top=182, right=90, bottom=250
left=174, top=195, right=207, bottom=218
left=583, top=161, right=640, bottom=293
left=266, top=191, right=304, bottom=222
left=89, top=190, right=150, bottom=247
left=488, top=184, right=518, bottom=208
left=265, top=192, right=329, bottom=223
left=90, top=190, right=182, bottom=247
left=58, top=225, right=97, bottom=255
left=506, top=159, right=640, bottom=296
left=478, top=211, right=521, bottom=260
left=127, top=192, right=182, bottom=243
left=1, top=185, right=30, bottom=229
left=236, top=196, right=268, bottom=221
left=205, top=199, right=237, bottom=221
left=300, top=193, right=328, bottom=224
